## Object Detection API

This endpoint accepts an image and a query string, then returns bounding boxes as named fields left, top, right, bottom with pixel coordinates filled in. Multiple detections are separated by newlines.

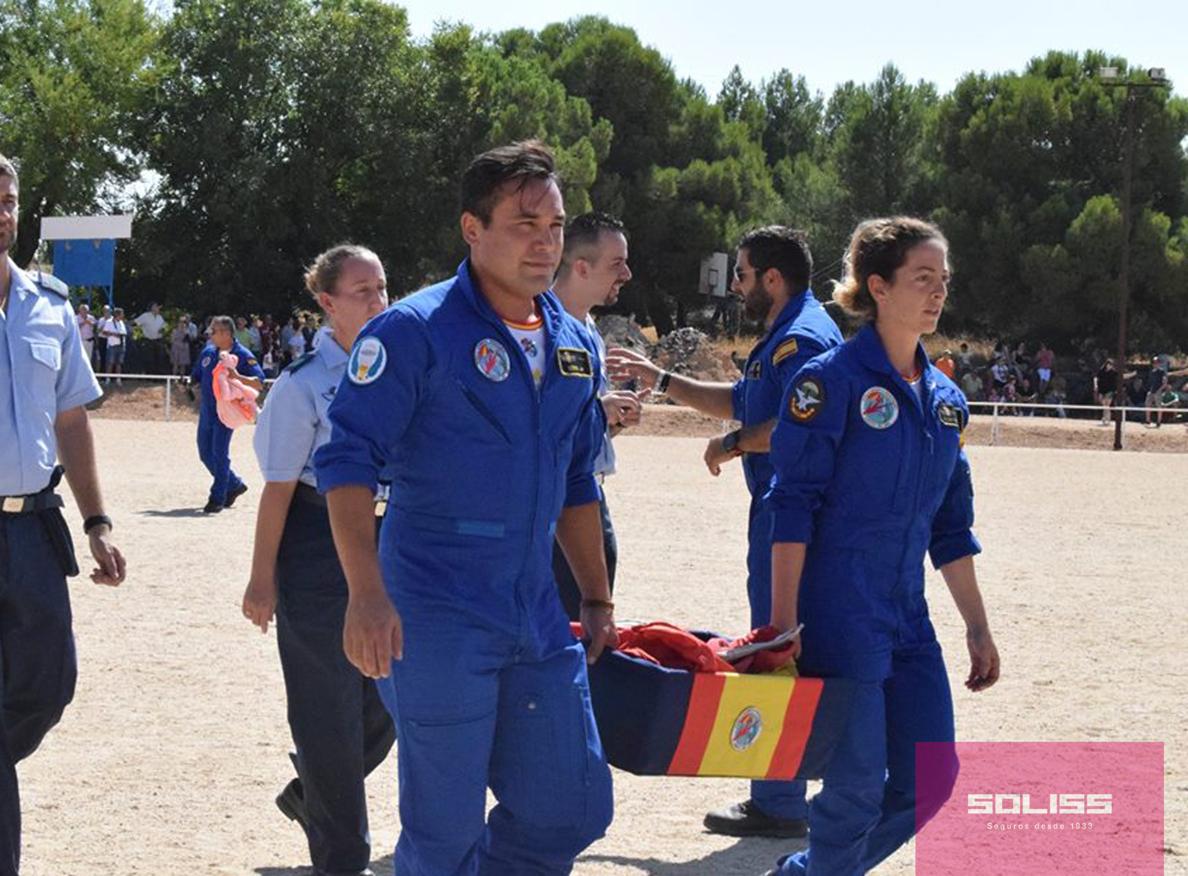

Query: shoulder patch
left=33, top=272, right=70, bottom=299
left=772, top=337, right=799, bottom=366
left=347, top=336, right=387, bottom=386
left=788, top=376, right=825, bottom=422
left=284, top=351, right=317, bottom=374
left=747, top=359, right=762, bottom=380
left=556, top=347, right=593, bottom=378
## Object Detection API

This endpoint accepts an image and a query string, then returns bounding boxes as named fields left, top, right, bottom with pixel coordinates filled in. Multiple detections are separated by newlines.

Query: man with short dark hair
left=134, top=302, right=167, bottom=373
left=316, top=141, right=615, bottom=874
left=0, top=152, right=126, bottom=876
left=608, top=225, right=843, bottom=839
left=550, top=212, right=639, bottom=619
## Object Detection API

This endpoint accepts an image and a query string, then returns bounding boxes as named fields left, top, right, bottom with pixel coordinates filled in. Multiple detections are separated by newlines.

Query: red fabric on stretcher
left=570, top=622, right=797, bottom=674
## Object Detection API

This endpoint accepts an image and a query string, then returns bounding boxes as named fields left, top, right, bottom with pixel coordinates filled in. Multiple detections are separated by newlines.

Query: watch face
left=723, top=431, right=739, bottom=452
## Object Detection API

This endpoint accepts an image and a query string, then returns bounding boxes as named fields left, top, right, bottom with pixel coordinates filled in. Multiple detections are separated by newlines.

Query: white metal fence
left=91, top=374, right=1185, bottom=449
left=91, top=372, right=279, bottom=422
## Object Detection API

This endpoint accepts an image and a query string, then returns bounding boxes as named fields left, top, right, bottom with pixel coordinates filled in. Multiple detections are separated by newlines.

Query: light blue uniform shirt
left=253, top=330, right=349, bottom=488
left=0, top=258, right=102, bottom=495
left=586, top=315, right=615, bottom=478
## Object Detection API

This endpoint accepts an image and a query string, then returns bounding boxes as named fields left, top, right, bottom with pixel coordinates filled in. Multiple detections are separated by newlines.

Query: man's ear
left=460, top=211, right=482, bottom=247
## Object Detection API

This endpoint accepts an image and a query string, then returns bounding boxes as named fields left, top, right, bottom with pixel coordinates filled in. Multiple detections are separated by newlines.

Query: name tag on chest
left=556, top=347, right=593, bottom=378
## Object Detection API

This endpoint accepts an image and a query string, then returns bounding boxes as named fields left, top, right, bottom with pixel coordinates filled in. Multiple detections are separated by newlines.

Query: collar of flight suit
left=453, top=259, right=567, bottom=386
left=762, top=289, right=814, bottom=346
left=851, top=323, right=937, bottom=418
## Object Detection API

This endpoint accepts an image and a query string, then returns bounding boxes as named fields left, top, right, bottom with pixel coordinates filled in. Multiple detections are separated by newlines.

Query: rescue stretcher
left=586, top=629, right=857, bottom=780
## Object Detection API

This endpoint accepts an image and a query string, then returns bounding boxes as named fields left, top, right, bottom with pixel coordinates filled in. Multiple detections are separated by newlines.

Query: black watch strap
left=83, top=514, right=113, bottom=534
left=657, top=370, right=672, bottom=394
left=722, top=428, right=742, bottom=454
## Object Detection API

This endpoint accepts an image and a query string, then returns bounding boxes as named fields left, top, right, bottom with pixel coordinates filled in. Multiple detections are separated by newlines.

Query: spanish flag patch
left=772, top=338, right=799, bottom=366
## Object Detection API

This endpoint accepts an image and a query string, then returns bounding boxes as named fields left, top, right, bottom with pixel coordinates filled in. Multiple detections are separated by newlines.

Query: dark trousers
left=196, top=414, right=242, bottom=505
left=0, top=514, right=78, bottom=876
left=550, top=486, right=617, bottom=622
left=276, top=492, right=395, bottom=873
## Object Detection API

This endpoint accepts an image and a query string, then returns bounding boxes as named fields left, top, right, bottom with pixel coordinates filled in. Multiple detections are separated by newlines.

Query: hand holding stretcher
left=580, top=621, right=854, bottom=781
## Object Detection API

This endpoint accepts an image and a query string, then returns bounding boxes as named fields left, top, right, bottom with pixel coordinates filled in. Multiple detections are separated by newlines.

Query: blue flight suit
left=0, top=260, right=102, bottom=876
left=253, top=334, right=395, bottom=874
left=766, top=324, right=978, bottom=875
left=730, top=290, right=842, bottom=821
left=315, top=261, right=613, bottom=876
left=191, top=340, right=264, bottom=505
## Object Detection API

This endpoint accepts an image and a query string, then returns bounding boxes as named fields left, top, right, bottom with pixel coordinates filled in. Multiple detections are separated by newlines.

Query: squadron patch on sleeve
left=347, top=336, right=387, bottom=386
left=556, top=347, right=593, bottom=378
left=788, top=376, right=825, bottom=422
left=747, top=359, right=762, bottom=380
left=772, top=338, right=800, bottom=366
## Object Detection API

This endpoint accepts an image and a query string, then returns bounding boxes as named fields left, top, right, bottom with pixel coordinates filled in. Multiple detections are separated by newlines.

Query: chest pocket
left=26, top=338, right=62, bottom=408
left=836, top=385, right=913, bottom=516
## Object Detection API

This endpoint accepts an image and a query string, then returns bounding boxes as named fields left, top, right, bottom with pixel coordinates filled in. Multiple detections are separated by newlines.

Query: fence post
left=991, top=403, right=1000, bottom=445
left=164, top=376, right=172, bottom=421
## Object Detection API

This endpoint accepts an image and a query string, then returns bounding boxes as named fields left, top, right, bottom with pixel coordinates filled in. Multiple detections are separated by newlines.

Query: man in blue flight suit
left=315, top=141, right=616, bottom=875
left=606, top=226, right=842, bottom=838
left=188, top=316, right=265, bottom=513
left=0, top=153, right=126, bottom=876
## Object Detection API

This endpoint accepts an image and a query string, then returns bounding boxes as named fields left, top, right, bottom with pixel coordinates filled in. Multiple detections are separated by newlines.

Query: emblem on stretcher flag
left=730, top=707, right=763, bottom=751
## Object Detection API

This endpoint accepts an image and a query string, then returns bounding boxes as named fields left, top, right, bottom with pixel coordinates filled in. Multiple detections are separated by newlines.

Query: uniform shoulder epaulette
left=285, top=351, right=317, bottom=374
left=33, top=272, right=70, bottom=299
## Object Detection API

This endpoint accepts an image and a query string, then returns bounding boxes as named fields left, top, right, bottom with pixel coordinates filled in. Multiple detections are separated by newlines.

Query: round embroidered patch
left=860, top=386, right=899, bottom=429
left=474, top=338, right=511, bottom=382
left=347, top=336, right=387, bottom=386
left=730, top=706, right=763, bottom=751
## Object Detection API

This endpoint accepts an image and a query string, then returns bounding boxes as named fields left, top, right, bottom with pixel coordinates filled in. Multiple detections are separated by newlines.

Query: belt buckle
left=2, top=496, right=25, bottom=513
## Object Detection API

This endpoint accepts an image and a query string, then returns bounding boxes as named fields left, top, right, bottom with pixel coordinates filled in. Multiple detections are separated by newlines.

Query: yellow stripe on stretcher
left=696, top=674, right=796, bottom=777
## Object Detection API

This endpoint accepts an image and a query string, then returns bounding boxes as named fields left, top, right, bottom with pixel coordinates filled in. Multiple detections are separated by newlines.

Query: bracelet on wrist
left=656, top=370, right=672, bottom=395
left=581, top=598, right=615, bottom=611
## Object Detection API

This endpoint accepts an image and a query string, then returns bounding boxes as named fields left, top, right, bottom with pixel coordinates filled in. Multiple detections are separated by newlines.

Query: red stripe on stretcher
left=667, top=673, right=727, bottom=775
left=765, top=677, right=824, bottom=779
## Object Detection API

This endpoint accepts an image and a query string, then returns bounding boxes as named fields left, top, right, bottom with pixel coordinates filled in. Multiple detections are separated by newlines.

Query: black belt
left=294, top=482, right=387, bottom=517
left=1, top=467, right=66, bottom=515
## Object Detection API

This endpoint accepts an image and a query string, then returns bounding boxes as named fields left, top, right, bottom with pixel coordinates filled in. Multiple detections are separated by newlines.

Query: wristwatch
left=83, top=514, right=113, bottom=534
left=722, top=428, right=743, bottom=455
left=655, top=370, right=672, bottom=395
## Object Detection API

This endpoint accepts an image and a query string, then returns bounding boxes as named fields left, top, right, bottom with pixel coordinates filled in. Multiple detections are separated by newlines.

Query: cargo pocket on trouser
left=489, top=647, right=612, bottom=837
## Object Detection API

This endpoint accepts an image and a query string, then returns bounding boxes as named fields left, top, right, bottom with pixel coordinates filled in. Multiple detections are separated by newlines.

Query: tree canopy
left=1, top=3, right=1186, bottom=351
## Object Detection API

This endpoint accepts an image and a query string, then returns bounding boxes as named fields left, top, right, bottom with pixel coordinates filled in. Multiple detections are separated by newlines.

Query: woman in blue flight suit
left=763, top=217, right=1001, bottom=876
left=242, top=245, right=394, bottom=876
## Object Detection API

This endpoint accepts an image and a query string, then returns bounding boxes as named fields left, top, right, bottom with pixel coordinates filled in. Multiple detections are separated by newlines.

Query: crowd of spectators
left=76, top=305, right=326, bottom=382
left=936, top=339, right=1187, bottom=424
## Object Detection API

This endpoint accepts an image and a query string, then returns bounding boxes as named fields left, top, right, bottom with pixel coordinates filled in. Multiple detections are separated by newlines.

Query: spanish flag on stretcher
left=586, top=631, right=856, bottom=780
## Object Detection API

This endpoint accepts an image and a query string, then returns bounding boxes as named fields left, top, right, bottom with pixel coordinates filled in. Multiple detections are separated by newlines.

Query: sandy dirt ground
left=17, top=419, right=1187, bottom=875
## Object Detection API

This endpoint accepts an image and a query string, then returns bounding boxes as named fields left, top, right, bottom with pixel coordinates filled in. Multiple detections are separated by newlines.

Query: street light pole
left=1098, top=66, right=1169, bottom=451
left=1113, top=88, right=1135, bottom=451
